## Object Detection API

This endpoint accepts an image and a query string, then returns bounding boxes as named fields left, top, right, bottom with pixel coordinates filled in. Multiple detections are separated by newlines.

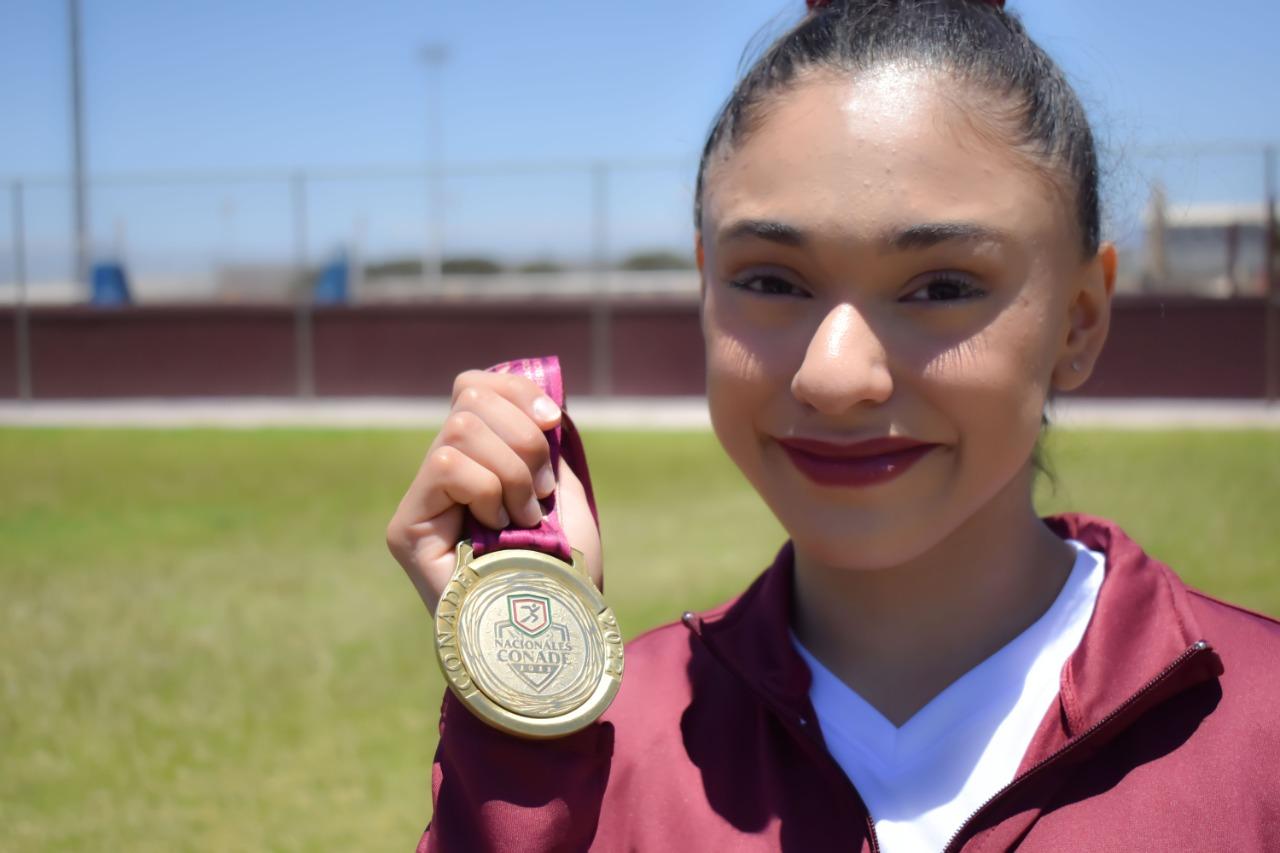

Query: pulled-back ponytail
left=693, top=0, right=1100, bottom=260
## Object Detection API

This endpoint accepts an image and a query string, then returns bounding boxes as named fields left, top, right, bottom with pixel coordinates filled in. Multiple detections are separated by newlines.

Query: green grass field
left=1, top=427, right=1277, bottom=851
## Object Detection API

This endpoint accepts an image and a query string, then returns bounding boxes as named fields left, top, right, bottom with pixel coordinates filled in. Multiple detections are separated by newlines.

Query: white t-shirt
left=791, top=538, right=1105, bottom=853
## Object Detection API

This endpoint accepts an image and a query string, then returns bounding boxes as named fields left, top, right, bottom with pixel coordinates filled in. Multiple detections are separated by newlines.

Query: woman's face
left=697, top=65, right=1111, bottom=570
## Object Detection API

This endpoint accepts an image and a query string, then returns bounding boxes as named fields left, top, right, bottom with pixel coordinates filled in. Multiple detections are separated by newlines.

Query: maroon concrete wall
left=12, top=306, right=298, bottom=397
left=608, top=303, right=705, bottom=396
left=1085, top=296, right=1272, bottom=397
left=312, top=302, right=598, bottom=397
left=0, top=296, right=1274, bottom=400
left=0, top=315, right=16, bottom=398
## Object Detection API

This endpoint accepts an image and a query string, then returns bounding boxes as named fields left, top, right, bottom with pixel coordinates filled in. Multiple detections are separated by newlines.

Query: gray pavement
left=0, top=397, right=1277, bottom=429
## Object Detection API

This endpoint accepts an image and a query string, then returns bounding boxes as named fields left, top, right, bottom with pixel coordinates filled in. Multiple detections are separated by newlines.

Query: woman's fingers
left=386, top=366, right=586, bottom=616
left=452, top=369, right=562, bottom=432
left=387, top=445, right=513, bottom=614
left=449, top=385, right=558, bottom=500
left=452, top=371, right=563, bottom=496
left=423, top=443, right=511, bottom=529
left=434, top=407, right=545, bottom=528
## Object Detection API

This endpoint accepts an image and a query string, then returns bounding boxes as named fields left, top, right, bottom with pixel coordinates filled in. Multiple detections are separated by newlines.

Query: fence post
left=12, top=182, right=32, bottom=399
left=590, top=162, right=612, bottom=396
left=291, top=171, right=315, bottom=398
left=1265, top=146, right=1277, bottom=404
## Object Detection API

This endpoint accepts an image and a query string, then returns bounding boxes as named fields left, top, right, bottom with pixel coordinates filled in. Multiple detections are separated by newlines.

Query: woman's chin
left=786, top=519, right=950, bottom=573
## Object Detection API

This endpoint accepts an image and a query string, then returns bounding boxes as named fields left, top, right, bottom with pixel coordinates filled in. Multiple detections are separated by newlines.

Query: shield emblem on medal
left=509, top=594, right=551, bottom=637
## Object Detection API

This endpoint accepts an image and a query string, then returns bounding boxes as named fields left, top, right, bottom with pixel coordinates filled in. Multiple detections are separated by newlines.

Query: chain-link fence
left=2, top=158, right=701, bottom=307
left=3, top=143, right=1277, bottom=305
left=2, top=144, right=1276, bottom=400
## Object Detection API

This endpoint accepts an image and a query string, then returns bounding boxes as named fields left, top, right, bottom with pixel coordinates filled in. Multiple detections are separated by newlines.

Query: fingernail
left=534, top=465, right=556, bottom=496
left=525, top=496, right=544, bottom=526
left=496, top=507, right=510, bottom=528
left=532, top=396, right=561, bottom=423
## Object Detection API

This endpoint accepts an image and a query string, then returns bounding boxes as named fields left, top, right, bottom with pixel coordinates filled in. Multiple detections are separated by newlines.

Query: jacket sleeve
left=417, top=690, right=616, bottom=853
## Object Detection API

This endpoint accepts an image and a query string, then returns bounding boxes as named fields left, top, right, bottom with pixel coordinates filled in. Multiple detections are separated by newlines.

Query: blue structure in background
left=313, top=252, right=349, bottom=305
left=90, top=261, right=132, bottom=306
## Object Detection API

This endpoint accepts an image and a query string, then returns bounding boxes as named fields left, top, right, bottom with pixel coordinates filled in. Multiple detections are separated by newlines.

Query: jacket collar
left=683, top=512, right=1223, bottom=747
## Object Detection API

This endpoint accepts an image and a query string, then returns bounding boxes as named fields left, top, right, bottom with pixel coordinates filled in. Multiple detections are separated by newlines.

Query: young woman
left=385, top=1, right=1280, bottom=849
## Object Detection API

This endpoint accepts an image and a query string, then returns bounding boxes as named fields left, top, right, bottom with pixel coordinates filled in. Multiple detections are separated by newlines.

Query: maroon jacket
left=419, top=512, right=1280, bottom=851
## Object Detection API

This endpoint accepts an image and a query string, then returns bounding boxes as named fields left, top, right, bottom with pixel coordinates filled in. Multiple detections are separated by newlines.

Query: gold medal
left=433, top=354, right=622, bottom=737
left=435, top=540, right=625, bottom=738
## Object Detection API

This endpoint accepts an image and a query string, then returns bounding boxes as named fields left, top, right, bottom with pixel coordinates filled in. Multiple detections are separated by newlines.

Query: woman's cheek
left=926, top=315, right=1051, bottom=462
left=916, top=332, right=990, bottom=383
left=707, top=322, right=766, bottom=385
left=707, top=330, right=765, bottom=442
left=704, top=315, right=794, bottom=494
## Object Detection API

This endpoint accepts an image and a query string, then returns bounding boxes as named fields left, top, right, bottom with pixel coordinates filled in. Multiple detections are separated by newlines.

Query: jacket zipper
left=940, top=640, right=1212, bottom=852
left=684, top=614, right=883, bottom=852
left=777, top=705, right=884, bottom=852
left=791, top=714, right=883, bottom=853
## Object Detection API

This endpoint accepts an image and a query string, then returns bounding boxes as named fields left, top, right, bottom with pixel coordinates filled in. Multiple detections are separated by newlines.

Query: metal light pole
left=419, top=43, right=450, bottom=294
left=68, top=0, right=90, bottom=295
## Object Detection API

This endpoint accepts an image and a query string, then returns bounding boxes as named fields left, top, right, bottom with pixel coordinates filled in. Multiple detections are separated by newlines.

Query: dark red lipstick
left=776, top=436, right=938, bottom=488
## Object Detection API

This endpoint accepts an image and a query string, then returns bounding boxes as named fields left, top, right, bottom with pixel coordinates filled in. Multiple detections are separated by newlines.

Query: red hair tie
left=807, top=0, right=1005, bottom=8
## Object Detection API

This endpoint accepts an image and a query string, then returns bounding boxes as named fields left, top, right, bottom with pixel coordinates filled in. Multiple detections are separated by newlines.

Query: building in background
left=1142, top=183, right=1272, bottom=297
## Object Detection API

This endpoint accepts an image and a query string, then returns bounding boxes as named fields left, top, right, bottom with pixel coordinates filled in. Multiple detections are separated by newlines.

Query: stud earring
left=1071, top=360, right=1081, bottom=371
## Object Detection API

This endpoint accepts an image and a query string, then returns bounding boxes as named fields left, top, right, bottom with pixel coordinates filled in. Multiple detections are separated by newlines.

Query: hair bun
left=806, top=0, right=1005, bottom=9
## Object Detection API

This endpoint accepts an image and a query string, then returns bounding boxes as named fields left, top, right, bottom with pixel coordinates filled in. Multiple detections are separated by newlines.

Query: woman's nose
left=790, top=303, right=893, bottom=414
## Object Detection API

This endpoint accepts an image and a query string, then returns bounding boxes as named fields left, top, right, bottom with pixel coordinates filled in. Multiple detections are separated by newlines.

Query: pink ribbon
left=464, top=356, right=600, bottom=566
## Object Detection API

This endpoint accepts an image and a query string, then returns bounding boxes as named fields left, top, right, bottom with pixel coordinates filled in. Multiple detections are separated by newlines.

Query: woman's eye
left=902, top=275, right=985, bottom=303
left=728, top=275, right=807, bottom=297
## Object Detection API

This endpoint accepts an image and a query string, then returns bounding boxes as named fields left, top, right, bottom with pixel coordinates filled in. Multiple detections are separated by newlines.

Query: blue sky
left=2, top=0, right=1278, bottom=277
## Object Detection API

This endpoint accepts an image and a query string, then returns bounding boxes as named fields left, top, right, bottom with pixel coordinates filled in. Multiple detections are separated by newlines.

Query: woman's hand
left=386, top=369, right=603, bottom=615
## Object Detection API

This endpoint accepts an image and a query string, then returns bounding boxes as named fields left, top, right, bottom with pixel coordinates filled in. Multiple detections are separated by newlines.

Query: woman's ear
left=1052, top=241, right=1116, bottom=392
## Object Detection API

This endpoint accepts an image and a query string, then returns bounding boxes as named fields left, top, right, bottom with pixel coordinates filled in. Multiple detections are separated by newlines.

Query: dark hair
left=693, top=0, right=1101, bottom=258
left=694, top=0, right=1098, bottom=489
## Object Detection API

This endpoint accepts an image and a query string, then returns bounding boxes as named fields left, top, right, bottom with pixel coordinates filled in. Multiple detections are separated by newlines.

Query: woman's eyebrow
left=714, top=218, right=1011, bottom=251
left=885, top=222, right=1012, bottom=252
left=716, top=219, right=807, bottom=247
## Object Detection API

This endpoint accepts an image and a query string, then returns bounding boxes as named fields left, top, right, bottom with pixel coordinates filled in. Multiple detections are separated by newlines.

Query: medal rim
left=434, top=540, right=624, bottom=739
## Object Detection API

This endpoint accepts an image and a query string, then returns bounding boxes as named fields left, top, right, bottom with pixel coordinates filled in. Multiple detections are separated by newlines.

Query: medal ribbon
left=463, top=355, right=600, bottom=564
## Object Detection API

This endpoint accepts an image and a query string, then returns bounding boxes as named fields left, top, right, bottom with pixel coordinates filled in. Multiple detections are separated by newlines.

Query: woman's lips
left=776, top=436, right=939, bottom=487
